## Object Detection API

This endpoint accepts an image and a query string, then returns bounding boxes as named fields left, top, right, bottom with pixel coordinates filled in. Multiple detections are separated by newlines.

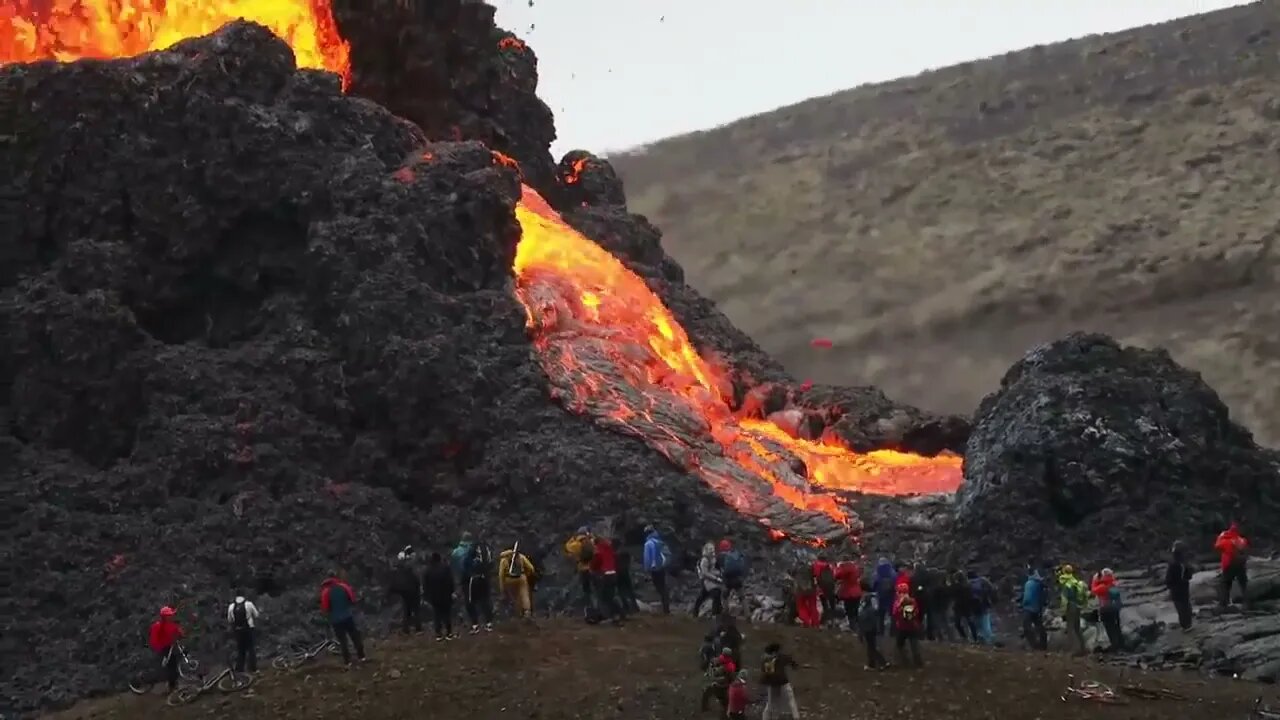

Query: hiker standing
left=423, top=552, right=457, bottom=641
left=1166, top=542, right=1195, bottom=629
left=792, top=562, right=820, bottom=628
left=148, top=606, right=184, bottom=692
left=1091, top=568, right=1125, bottom=651
left=1020, top=567, right=1048, bottom=650
left=564, top=527, right=597, bottom=610
left=718, top=540, right=750, bottom=615
left=452, top=533, right=495, bottom=633
left=892, top=582, right=924, bottom=667
left=390, top=549, right=423, bottom=634
left=226, top=594, right=261, bottom=672
left=812, top=555, right=838, bottom=626
left=590, top=535, right=624, bottom=623
left=614, top=536, right=639, bottom=614
left=642, top=525, right=673, bottom=614
left=319, top=574, right=367, bottom=665
left=1057, top=565, right=1088, bottom=655
left=857, top=594, right=888, bottom=669
left=498, top=543, right=536, bottom=619
left=1214, top=522, right=1249, bottom=609
left=692, top=542, right=724, bottom=617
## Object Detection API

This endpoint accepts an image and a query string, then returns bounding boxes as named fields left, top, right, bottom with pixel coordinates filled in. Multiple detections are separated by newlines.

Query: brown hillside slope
left=611, top=2, right=1280, bottom=446
left=48, top=617, right=1264, bottom=720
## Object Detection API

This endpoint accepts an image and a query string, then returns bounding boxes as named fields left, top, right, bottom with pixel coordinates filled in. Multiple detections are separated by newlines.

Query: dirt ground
left=610, top=4, right=1280, bottom=446
left=48, top=616, right=1270, bottom=720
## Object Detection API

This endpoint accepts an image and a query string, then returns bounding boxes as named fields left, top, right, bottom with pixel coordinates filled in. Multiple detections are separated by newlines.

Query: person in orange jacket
left=1214, top=522, right=1249, bottom=609
left=833, top=559, right=863, bottom=631
left=147, top=606, right=184, bottom=692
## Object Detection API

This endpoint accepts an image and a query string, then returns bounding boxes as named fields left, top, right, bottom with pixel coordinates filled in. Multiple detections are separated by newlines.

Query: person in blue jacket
left=873, top=558, right=896, bottom=635
left=1020, top=566, right=1048, bottom=650
left=642, top=525, right=672, bottom=614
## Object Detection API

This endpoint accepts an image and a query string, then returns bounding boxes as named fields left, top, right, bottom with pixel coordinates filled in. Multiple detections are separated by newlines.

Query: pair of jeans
left=976, top=611, right=994, bottom=644
left=331, top=618, right=366, bottom=663
left=1021, top=610, right=1047, bottom=650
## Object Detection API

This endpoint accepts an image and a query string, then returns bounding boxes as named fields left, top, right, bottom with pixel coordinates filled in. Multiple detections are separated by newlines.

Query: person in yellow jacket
left=499, top=545, right=537, bottom=618
left=1057, top=564, right=1089, bottom=656
left=563, top=526, right=595, bottom=608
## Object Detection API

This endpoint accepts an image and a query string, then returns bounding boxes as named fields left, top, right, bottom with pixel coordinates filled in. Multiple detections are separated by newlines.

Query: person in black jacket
left=423, top=552, right=457, bottom=641
left=390, top=551, right=423, bottom=634
left=1165, top=541, right=1195, bottom=629
left=613, top=536, right=639, bottom=614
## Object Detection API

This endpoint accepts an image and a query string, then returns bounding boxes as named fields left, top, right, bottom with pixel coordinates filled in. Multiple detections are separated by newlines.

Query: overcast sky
left=489, top=0, right=1251, bottom=157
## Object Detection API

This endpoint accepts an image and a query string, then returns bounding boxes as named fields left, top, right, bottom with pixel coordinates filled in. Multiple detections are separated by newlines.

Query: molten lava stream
left=513, top=186, right=962, bottom=541
left=0, top=0, right=351, bottom=87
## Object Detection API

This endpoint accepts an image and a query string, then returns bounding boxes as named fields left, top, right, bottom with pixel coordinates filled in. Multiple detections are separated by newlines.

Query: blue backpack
left=722, top=550, right=747, bottom=579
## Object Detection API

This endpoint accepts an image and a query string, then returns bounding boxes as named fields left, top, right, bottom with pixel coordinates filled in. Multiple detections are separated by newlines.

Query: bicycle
left=271, top=638, right=340, bottom=671
left=1060, top=675, right=1128, bottom=705
left=128, top=644, right=200, bottom=695
left=166, top=656, right=254, bottom=706
left=1118, top=683, right=1186, bottom=701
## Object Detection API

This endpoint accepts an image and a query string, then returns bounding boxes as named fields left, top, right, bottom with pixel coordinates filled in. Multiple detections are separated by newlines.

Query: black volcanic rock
left=942, top=332, right=1280, bottom=578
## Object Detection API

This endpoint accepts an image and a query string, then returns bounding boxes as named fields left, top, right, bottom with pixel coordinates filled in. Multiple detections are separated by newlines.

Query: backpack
left=898, top=596, right=918, bottom=623
left=761, top=655, right=781, bottom=684
left=466, top=542, right=494, bottom=577
left=721, top=550, right=746, bottom=580
left=795, top=569, right=814, bottom=592
left=655, top=540, right=673, bottom=570
left=817, top=564, right=835, bottom=592
left=232, top=600, right=250, bottom=629
left=1064, top=579, right=1088, bottom=607
left=709, top=659, right=731, bottom=687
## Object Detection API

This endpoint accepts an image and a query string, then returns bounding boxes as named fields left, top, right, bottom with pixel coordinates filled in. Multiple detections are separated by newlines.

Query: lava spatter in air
left=513, top=186, right=962, bottom=543
left=0, top=0, right=350, bottom=87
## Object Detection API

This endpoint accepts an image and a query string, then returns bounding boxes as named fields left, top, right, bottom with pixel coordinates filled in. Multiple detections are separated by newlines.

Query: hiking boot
left=446, top=633, right=458, bottom=640
left=434, top=635, right=444, bottom=642
left=469, top=625, right=480, bottom=635
left=484, top=623, right=494, bottom=632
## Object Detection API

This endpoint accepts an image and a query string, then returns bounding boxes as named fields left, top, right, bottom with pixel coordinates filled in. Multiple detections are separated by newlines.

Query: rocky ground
left=44, top=615, right=1270, bottom=720
left=613, top=2, right=1280, bottom=448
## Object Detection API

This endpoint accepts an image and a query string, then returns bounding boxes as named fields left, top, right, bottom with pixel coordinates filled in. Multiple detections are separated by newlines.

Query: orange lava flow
left=0, top=0, right=351, bottom=87
left=514, top=186, right=962, bottom=528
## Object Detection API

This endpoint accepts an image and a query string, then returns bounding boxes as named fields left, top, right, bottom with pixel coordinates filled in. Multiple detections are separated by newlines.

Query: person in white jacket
left=227, top=595, right=261, bottom=673
left=691, top=542, right=724, bottom=617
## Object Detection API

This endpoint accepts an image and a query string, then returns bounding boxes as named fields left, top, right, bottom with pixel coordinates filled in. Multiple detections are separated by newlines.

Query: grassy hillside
left=49, top=616, right=1261, bottom=719
left=611, top=3, right=1280, bottom=446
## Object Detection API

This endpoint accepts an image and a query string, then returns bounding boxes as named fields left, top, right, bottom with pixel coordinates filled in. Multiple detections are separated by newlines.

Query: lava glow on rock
left=3, top=5, right=964, bottom=543
left=0, top=0, right=350, bottom=87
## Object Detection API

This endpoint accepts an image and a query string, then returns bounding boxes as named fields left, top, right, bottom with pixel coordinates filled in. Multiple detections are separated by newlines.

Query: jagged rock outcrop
left=940, top=333, right=1279, bottom=577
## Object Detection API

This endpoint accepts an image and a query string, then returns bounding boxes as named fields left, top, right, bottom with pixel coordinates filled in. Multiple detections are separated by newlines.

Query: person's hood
left=321, top=577, right=341, bottom=587
left=646, top=529, right=661, bottom=542
left=456, top=540, right=474, bottom=550
left=1171, top=544, right=1187, bottom=562
left=875, top=559, right=894, bottom=578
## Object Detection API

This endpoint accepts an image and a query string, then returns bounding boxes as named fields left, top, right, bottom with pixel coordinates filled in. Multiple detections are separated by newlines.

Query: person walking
left=452, top=533, right=495, bottom=633
left=423, top=552, right=457, bottom=641
left=642, top=525, right=672, bottom=614
left=1056, top=565, right=1089, bottom=655
left=226, top=594, right=261, bottom=673
left=319, top=574, right=367, bottom=665
left=759, top=642, right=802, bottom=719
left=1166, top=541, right=1195, bottom=629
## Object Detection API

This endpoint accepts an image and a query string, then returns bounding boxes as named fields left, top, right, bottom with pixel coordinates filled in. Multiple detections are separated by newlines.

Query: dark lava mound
left=0, top=10, right=966, bottom=714
left=940, top=333, right=1280, bottom=578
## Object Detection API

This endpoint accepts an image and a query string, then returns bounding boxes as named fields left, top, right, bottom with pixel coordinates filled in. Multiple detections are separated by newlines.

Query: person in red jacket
left=1090, top=568, right=1124, bottom=651
left=833, top=560, right=863, bottom=631
left=1214, top=522, right=1250, bottom=609
left=590, top=536, right=624, bottom=624
left=891, top=583, right=924, bottom=667
left=792, top=562, right=821, bottom=628
left=148, top=606, right=184, bottom=691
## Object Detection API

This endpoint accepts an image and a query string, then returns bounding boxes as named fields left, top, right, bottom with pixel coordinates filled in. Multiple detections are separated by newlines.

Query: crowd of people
left=138, top=520, right=1251, bottom=716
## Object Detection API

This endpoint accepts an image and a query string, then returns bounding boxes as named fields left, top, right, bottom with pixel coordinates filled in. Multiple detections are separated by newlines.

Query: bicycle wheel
left=271, top=655, right=294, bottom=671
left=127, top=671, right=155, bottom=695
left=218, top=670, right=254, bottom=692
left=179, top=657, right=199, bottom=678
left=166, top=686, right=200, bottom=706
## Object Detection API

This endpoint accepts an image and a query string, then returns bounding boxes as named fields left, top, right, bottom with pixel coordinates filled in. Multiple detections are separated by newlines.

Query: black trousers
left=895, top=628, right=923, bottom=666
left=819, top=591, right=839, bottom=623
left=1100, top=608, right=1124, bottom=651
left=954, top=611, right=977, bottom=641
left=1171, top=593, right=1193, bottom=629
left=578, top=570, right=594, bottom=608
left=233, top=628, right=257, bottom=672
left=618, top=575, right=638, bottom=614
left=692, top=586, right=723, bottom=617
left=862, top=630, right=887, bottom=668
left=331, top=618, right=366, bottom=663
left=651, top=570, right=671, bottom=614
left=1221, top=563, right=1249, bottom=606
left=598, top=573, right=623, bottom=621
left=1021, top=610, right=1047, bottom=650
left=430, top=598, right=453, bottom=637
left=162, top=646, right=180, bottom=690
left=843, top=599, right=859, bottom=631
left=401, top=595, right=423, bottom=633
left=466, top=577, right=494, bottom=626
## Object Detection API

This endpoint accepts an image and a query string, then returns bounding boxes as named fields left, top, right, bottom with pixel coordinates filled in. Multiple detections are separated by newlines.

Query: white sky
left=488, top=0, right=1252, bottom=157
